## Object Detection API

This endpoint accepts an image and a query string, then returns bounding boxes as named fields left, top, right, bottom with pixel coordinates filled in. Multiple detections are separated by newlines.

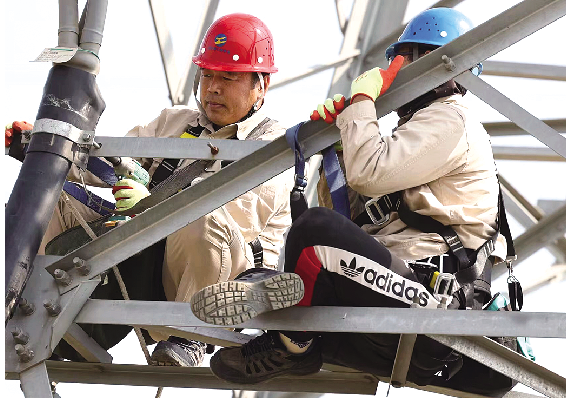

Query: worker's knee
left=174, top=210, right=235, bottom=248
left=286, top=207, right=337, bottom=247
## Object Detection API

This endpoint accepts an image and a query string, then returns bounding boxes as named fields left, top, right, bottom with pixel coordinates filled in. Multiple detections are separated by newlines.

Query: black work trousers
left=283, top=207, right=516, bottom=397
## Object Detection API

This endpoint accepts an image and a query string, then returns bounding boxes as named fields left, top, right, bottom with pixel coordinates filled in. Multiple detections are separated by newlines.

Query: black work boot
left=190, top=268, right=304, bottom=326
left=150, top=336, right=206, bottom=367
left=210, top=330, right=322, bottom=384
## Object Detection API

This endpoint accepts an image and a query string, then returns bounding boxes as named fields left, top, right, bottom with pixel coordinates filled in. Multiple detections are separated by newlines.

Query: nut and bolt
left=43, top=300, right=62, bottom=316
left=19, top=298, right=36, bottom=316
left=81, top=133, right=92, bottom=142
left=15, top=344, right=34, bottom=363
left=12, top=328, right=30, bottom=345
left=73, top=257, right=91, bottom=276
left=54, top=269, right=72, bottom=286
left=441, top=55, right=455, bottom=71
left=207, top=142, right=219, bottom=155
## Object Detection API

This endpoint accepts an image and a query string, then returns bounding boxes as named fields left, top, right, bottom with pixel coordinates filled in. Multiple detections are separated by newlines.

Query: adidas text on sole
left=190, top=273, right=304, bottom=326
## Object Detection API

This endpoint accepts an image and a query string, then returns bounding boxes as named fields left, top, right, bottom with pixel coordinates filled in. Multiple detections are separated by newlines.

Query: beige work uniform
left=319, top=95, right=506, bottom=263
left=40, top=108, right=293, bottom=309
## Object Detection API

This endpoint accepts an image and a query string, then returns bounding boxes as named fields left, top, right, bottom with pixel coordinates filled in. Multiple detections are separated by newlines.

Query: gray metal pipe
left=58, top=0, right=79, bottom=48
left=62, top=0, right=108, bottom=75
left=79, top=0, right=108, bottom=55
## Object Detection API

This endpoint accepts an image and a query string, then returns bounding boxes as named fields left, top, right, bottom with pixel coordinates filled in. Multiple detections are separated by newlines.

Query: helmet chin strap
left=193, top=71, right=265, bottom=125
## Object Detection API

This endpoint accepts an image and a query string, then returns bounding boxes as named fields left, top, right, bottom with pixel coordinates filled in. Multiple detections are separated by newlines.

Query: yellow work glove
left=310, top=94, right=346, bottom=124
left=350, top=55, right=404, bottom=102
left=112, top=178, right=150, bottom=211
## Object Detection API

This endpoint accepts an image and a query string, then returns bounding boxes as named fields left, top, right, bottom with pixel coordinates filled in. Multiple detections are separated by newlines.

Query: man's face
left=199, top=69, right=267, bottom=127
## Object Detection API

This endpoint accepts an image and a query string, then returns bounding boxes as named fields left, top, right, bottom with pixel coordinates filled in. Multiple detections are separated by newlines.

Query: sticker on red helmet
left=214, top=34, right=227, bottom=47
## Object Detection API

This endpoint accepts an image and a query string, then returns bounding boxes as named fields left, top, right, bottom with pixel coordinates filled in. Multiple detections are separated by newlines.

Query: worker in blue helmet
left=192, top=7, right=519, bottom=397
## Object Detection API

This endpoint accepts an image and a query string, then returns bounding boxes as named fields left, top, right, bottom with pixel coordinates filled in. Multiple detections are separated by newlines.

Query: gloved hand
left=5, top=121, right=33, bottom=147
left=310, top=94, right=346, bottom=124
left=112, top=178, right=150, bottom=211
left=350, top=55, right=404, bottom=102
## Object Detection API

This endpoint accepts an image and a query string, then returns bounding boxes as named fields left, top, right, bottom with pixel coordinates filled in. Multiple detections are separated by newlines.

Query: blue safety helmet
left=386, top=8, right=474, bottom=59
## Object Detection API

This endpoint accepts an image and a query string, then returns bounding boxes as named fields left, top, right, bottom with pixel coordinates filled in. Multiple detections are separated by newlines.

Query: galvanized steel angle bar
left=46, top=124, right=339, bottom=284
left=429, top=335, right=566, bottom=398
left=91, top=136, right=269, bottom=160
left=18, top=361, right=54, bottom=398
left=75, top=300, right=566, bottom=338
left=6, top=361, right=380, bottom=394
left=455, top=71, right=566, bottom=158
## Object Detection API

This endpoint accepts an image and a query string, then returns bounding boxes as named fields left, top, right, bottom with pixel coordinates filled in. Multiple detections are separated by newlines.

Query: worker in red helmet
left=126, top=13, right=293, bottom=368
left=7, top=13, right=293, bottom=368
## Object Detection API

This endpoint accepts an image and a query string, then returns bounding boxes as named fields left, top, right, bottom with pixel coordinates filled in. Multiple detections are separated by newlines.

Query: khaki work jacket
left=69, top=108, right=293, bottom=268
left=319, top=95, right=506, bottom=263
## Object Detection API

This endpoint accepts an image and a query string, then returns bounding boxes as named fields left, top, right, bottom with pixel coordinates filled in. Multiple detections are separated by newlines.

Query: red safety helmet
left=192, top=13, right=278, bottom=73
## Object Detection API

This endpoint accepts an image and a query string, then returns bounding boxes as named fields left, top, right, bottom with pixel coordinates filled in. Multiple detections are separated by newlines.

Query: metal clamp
left=364, top=197, right=391, bottom=227
left=32, top=118, right=95, bottom=144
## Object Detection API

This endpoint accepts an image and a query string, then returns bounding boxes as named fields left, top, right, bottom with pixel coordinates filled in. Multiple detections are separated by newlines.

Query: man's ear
left=262, top=74, right=271, bottom=95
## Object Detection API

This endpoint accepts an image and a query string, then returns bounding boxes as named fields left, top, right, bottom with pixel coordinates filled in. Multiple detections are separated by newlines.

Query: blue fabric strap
left=63, top=181, right=115, bottom=216
left=321, top=146, right=350, bottom=218
left=285, top=122, right=307, bottom=189
left=86, top=156, right=118, bottom=186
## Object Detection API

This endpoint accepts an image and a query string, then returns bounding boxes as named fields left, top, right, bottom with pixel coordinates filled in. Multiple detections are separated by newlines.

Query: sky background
left=2, top=0, right=565, bottom=397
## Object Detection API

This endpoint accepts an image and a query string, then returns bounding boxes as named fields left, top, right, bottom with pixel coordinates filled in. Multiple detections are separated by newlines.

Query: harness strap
left=63, top=181, right=115, bottom=216
left=86, top=156, right=118, bottom=186
left=248, top=238, right=264, bottom=268
left=149, top=125, right=205, bottom=189
left=118, top=119, right=275, bottom=217
left=321, top=146, right=350, bottom=218
left=285, top=122, right=309, bottom=222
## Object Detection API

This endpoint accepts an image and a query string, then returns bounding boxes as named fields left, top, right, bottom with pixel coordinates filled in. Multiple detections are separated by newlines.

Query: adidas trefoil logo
left=340, top=257, right=365, bottom=278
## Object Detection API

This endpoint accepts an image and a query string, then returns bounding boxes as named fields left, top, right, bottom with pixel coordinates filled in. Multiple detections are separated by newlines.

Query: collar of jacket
left=397, top=79, right=466, bottom=123
left=193, top=110, right=268, bottom=140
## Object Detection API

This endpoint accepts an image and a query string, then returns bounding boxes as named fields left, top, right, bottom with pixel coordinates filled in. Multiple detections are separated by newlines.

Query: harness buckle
left=365, top=197, right=390, bottom=227
left=430, top=272, right=458, bottom=307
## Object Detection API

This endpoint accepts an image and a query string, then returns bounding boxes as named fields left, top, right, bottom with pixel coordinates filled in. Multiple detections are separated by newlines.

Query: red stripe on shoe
left=294, top=246, right=322, bottom=306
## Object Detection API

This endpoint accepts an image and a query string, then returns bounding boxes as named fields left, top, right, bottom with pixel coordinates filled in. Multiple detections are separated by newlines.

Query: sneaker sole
left=150, top=350, right=195, bottom=367
left=190, top=273, right=304, bottom=326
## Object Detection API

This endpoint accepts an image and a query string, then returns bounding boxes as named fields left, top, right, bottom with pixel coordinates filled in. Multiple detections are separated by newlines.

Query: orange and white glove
left=310, top=94, right=346, bottom=124
left=350, top=55, right=404, bottom=102
left=5, top=121, right=33, bottom=147
left=112, top=178, right=150, bottom=211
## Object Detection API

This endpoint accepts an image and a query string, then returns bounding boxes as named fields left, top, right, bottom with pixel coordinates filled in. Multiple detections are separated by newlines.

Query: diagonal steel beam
left=269, top=50, right=360, bottom=90
left=429, top=335, right=566, bottom=398
left=148, top=0, right=179, bottom=103
left=455, top=71, right=566, bottom=158
left=173, top=0, right=219, bottom=105
left=512, top=202, right=566, bottom=266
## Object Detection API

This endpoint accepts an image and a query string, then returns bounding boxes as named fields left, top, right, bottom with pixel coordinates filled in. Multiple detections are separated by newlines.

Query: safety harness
left=353, top=188, right=516, bottom=309
left=285, top=116, right=519, bottom=310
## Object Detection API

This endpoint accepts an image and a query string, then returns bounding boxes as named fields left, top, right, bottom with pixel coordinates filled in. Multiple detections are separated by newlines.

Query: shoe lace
left=241, top=333, right=275, bottom=358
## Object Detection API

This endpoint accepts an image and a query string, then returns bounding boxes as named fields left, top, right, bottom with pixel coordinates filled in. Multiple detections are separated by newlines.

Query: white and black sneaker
left=150, top=336, right=206, bottom=367
left=190, top=268, right=304, bottom=326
